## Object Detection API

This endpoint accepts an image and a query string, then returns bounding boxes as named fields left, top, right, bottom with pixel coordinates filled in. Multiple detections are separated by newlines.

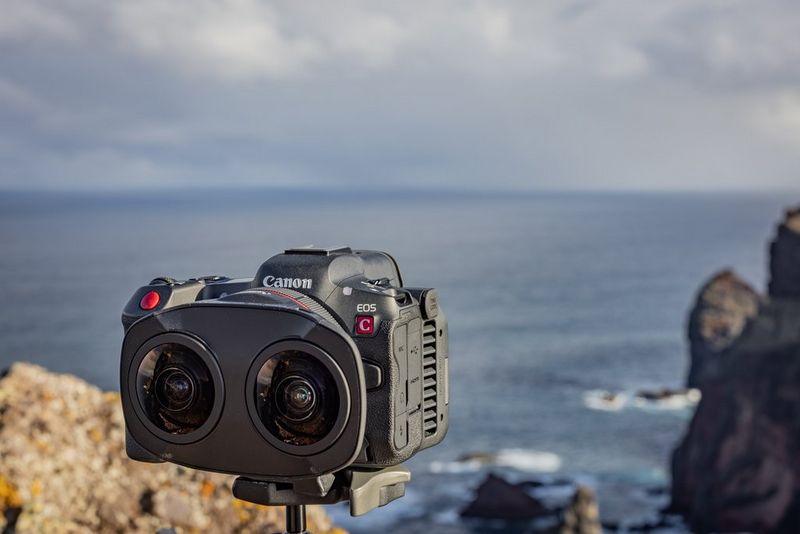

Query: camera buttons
left=355, top=315, right=375, bottom=336
left=139, top=290, right=161, bottom=310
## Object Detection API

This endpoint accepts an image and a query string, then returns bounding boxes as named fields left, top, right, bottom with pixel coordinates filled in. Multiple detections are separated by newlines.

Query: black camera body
left=120, top=247, right=448, bottom=481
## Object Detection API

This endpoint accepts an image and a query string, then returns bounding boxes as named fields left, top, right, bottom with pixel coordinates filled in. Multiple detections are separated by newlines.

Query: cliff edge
left=0, top=362, right=343, bottom=533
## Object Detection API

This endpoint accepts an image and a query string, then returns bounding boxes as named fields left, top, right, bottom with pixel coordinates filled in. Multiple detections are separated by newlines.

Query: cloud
left=0, top=0, right=798, bottom=191
left=0, top=78, right=44, bottom=110
left=0, top=0, right=80, bottom=42
left=110, top=1, right=322, bottom=80
left=753, top=90, right=800, bottom=147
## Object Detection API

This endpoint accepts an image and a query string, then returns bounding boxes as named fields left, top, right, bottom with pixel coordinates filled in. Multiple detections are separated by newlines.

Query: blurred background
left=1, top=1, right=798, bottom=532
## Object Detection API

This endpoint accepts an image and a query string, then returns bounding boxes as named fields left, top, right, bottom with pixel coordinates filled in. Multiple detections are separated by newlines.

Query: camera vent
left=422, top=320, right=438, bottom=437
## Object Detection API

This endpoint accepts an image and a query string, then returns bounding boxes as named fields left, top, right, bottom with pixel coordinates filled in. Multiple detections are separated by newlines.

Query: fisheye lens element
left=254, top=349, right=340, bottom=447
left=136, top=342, right=215, bottom=435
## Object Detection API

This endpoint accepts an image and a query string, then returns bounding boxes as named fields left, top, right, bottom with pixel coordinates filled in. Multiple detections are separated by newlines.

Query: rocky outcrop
left=461, top=474, right=551, bottom=520
left=0, top=363, right=342, bottom=534
left=461, top=474, right=602, bottom=534
left=561, top=486, right=602, bottom=534
left=671, top=206, right=800, bottom=533
left=686, top=270, right=761, bottom=389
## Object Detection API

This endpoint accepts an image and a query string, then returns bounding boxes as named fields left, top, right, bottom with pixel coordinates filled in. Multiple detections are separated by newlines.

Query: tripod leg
left=285, top=504, right=307, bottom=534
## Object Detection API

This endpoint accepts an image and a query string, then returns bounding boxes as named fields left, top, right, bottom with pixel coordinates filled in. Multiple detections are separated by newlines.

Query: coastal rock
left=0, top=362, right=343, bottom=534
left=686, top=270, right=760, bottom=389
left=461, top=474, right=551, bottom=520
left=634, top=388, right=698, bottom=403
left=583, top=389, right=700, bottom=412
left=461, top=473, right=601, bottom=533
left=561, top=486, right=601, bottom=534
left=671, top=206, right=800, bottom=533
left=769, top=207, right=800, bottom=298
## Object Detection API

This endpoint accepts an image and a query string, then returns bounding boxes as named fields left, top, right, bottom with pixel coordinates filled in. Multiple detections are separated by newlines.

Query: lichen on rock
left=0, top=362, right=342, bottom=533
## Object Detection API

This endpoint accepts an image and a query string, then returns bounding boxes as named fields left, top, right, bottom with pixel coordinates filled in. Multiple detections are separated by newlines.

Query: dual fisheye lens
left=135, top=340, right=343, bottom=448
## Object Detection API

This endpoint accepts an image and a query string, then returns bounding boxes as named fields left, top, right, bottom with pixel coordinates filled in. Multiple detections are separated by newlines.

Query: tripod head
left=232, top=464, right=411, bottom=533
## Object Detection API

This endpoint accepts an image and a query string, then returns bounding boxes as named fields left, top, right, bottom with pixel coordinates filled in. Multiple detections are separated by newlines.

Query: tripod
left=283, top=505, right=307, bottom=534
left=233, top=464, right=411, bottom=534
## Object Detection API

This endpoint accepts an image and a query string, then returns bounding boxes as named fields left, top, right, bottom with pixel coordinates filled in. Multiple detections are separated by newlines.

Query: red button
left=139, top=290, right=161, bottom=310
left=355, top=315, right=375, bottom=335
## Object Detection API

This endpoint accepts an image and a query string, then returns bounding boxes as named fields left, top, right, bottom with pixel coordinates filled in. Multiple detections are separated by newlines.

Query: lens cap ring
left=128, top=332, right=224, bottom=445
left=246, top=340, right=350, bottom=457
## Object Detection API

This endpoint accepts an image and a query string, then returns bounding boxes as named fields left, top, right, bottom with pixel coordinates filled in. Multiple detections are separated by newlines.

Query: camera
left=120, top=246, right=449, bottom=481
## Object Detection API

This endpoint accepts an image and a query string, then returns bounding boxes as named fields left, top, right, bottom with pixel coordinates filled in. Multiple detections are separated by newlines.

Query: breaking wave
left=429, top=448, right=562, bottom=474
left=583, top=388, right=701, bottom=412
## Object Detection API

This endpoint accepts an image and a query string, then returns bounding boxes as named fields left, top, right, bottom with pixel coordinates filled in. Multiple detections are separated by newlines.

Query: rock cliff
left=671, top=207, right=800, bottom=533
left=769, top=207, right=800, bottom=298
left=0, top=362, right=342, bottom=534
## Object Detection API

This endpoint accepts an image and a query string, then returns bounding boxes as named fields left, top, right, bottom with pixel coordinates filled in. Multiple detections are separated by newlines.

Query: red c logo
left=356, top=315, right=375, bottom=335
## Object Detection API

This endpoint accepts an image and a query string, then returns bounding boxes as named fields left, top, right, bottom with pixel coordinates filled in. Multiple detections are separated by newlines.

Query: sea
left=0, top=189, right=791, bottom=533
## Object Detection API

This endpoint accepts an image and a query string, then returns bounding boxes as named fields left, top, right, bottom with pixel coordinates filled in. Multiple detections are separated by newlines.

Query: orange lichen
left=89, top=429, right=104, bottom=443
left=200, top=480, right=215, bottom=498
left=233, top=499, right=269, bottom=511
left=0, top=475, right=24, bottom=508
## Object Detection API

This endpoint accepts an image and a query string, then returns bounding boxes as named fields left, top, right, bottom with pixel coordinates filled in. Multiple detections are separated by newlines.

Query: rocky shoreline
left=458, top=205, right=800, bottom=533
left=0, top=363, right=342, bottom=533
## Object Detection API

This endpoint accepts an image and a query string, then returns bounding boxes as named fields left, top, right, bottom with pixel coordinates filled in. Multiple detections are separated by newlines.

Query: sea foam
left=583, top=388, right=701, bottom=412
left=430, top=448, right=562, bottom=474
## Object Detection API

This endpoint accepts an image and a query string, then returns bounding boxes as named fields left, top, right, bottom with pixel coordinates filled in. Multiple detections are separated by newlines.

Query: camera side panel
left=320, top=279, right=451, bottom=468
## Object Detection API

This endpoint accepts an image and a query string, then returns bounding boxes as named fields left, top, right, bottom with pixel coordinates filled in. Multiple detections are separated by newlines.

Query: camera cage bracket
left=233, top=464, right=410, bottom=533
left=232, top=464, right=410, bottom=518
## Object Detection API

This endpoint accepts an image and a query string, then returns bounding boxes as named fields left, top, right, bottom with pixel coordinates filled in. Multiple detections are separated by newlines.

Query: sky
left=0, top=0, right=798, bottom=192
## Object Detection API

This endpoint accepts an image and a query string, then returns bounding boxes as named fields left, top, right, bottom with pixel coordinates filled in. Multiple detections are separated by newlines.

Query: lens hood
left=247, top=340, right=350, bottom=455
left=129, top=332, right=224, bottom=444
